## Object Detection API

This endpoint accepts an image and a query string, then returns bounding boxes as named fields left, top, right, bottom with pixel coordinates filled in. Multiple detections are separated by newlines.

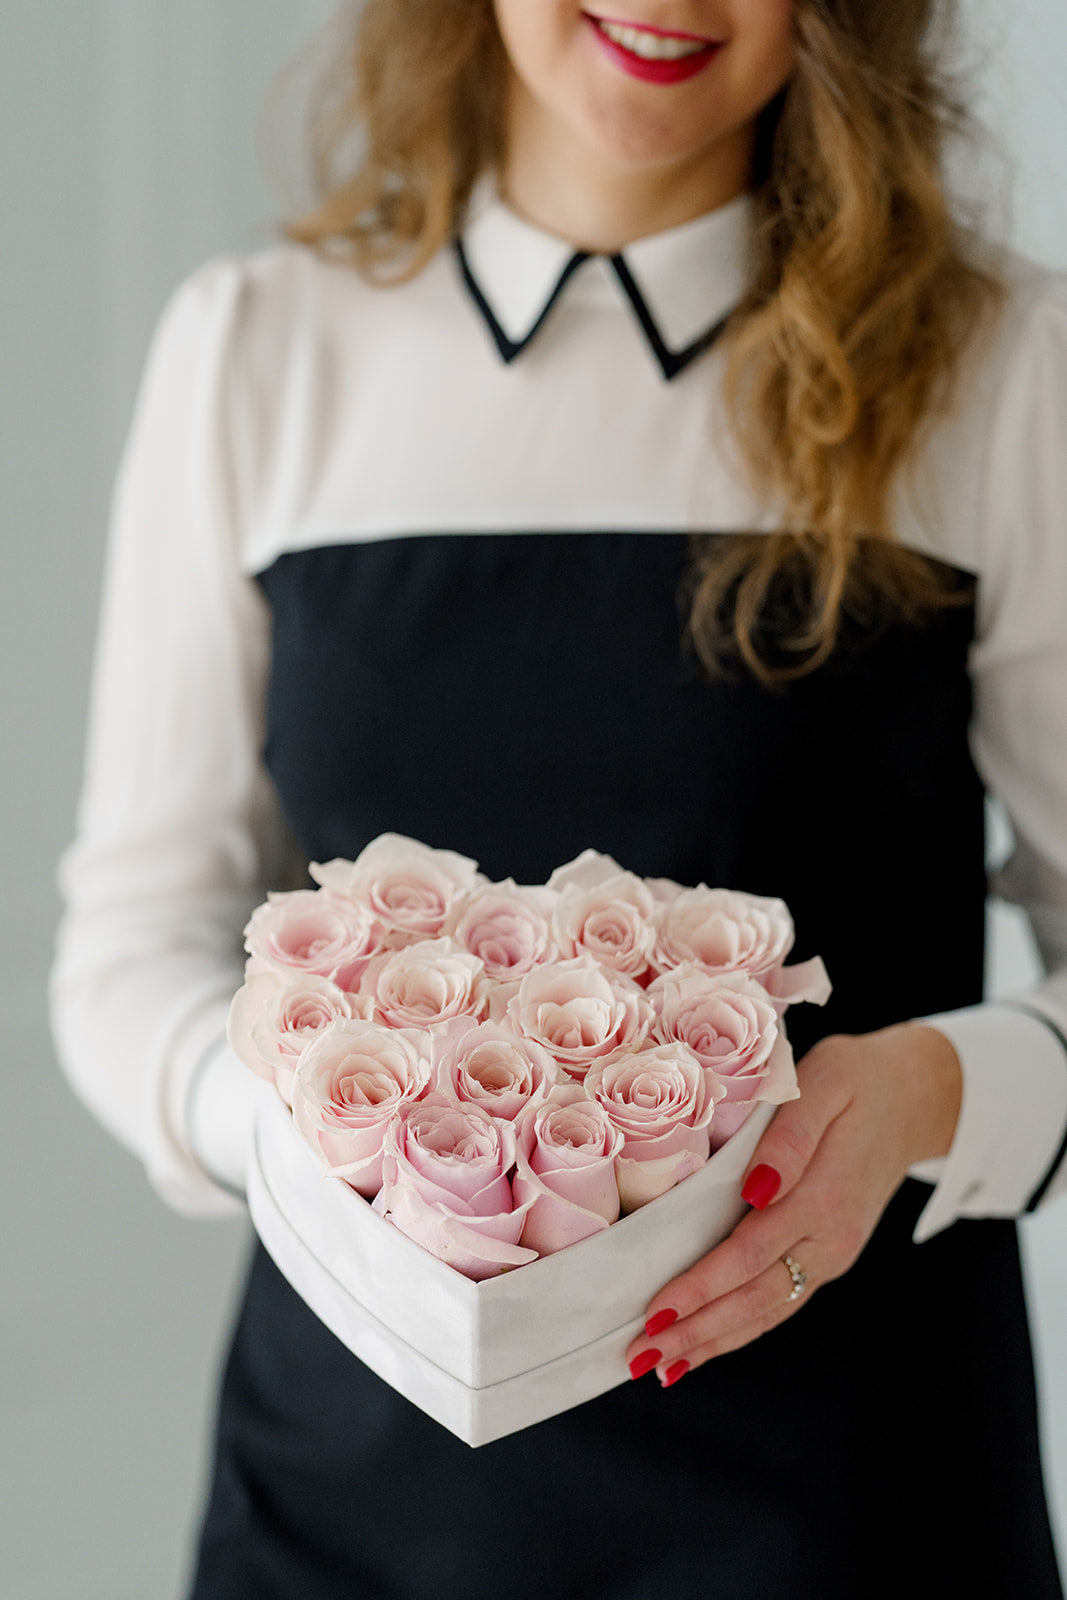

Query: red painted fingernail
left=742, top=1164, right=781, bottom=1209
left=645, top=1308, right=679, bottom=1337
left=629, top=1349, right=661, bottom=1380
left=662, top=1360, right=689, bottom=1387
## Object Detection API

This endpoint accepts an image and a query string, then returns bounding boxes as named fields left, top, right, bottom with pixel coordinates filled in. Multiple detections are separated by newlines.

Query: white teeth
left=597, top=19, right=709, bottom=59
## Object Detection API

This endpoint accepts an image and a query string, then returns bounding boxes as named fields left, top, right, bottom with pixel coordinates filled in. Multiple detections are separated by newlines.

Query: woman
left=52, top=1, right=1067, bottom=1595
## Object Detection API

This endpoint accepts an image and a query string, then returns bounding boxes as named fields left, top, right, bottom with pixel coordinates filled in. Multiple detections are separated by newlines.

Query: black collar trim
left=456, top=236, right=735, bottom=381
left=455, top=238, right=590, bottom=364
left=608, top=253, right=734, bottom=381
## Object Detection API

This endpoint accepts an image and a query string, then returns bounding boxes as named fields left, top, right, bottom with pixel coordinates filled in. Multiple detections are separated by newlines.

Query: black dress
left=182, top=199, right=1065, bottom=1598
left=185, top=525, right=1061, bottom=1598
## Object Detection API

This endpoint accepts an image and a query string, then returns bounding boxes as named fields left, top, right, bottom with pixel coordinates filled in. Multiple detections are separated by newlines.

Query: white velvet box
left=247, top=1087, right=774, bottom=1447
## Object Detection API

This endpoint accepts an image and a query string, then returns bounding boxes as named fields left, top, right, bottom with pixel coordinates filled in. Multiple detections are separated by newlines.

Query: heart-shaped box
left=247, top=1086, right=773, bottom=1446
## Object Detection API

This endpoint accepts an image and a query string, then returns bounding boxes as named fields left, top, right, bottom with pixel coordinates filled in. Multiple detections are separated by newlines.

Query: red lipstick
left=583, top=12, right=721, bottom=85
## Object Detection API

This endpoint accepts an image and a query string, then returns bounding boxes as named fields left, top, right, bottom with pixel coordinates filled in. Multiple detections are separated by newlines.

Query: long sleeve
left=909, top=264, right=1067, bottom=1241
left=50, top=258, right=297, bottom=1216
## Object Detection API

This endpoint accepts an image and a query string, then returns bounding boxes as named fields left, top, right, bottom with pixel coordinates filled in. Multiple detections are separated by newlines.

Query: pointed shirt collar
left=456, top=183, right=754, bottom=381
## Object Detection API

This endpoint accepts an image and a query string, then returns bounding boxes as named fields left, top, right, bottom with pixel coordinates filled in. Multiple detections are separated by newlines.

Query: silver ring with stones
left=783, top=1255, right=807, bottom=1302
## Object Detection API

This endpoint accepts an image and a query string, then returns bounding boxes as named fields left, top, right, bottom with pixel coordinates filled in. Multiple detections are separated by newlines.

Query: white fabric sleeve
left=910, top=268, right=1067, bottom=1242
left=50, top=258, right=297, bottom=1216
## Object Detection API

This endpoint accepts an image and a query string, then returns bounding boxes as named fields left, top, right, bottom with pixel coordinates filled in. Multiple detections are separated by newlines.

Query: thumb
left=738, top=1044, right=849, bottom=1210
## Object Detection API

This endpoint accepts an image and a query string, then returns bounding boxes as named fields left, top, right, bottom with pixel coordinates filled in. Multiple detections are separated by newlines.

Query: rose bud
left=651, top=886, right=795, bottom=980
left=243, top=888, right=381, bottom=987
left=551, top=871, right=657, bottom=982
left=505, top=957, right=652, bottom=1081
left=227, top=969, right=367, bottom=1106
left=311, top=833, right=484, bottom=937
left=292, top=1018, right=432, bottom=1195
left=374, top=1098, right=538, bottom=1280
left=443, top=881, right=559, bottom=979
left=648, top=966, right=802, bottom=1147
left=359, top=937, right=490, bottom=1030
left=430, top=1018, right=562, bottom=1120
left=513, top=1094, right=624, bottom=1255
left=585, top=1041, right=723, bottom=1212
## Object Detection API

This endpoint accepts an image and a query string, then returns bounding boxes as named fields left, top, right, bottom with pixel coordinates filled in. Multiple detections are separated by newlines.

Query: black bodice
left=258, top=530, right=985, bottom=1057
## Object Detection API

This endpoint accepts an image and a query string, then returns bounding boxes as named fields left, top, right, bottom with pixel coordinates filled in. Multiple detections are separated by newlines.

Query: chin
left=587, top=109, right=742, bottom=183
left=577, top=89, right=705, bottom=167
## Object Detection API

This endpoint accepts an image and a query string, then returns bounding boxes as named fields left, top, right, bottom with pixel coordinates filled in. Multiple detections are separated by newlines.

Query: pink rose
left=505, top=957, right=653, bottom=1081
left=311, top=834, right=484, bottom=937
left=373, top=1098, right=538, bottom=1280
left=585, top=1041, right=722, bottom=1211
left=647, top=877, right=831, bottom=1007
left=292, top=1019, right=432, bottom=1195
left=443, top=881, right=559, bottom=979
left=244, top=889, right=380, bottom=987
left=431, top=1019, right=561, bottom=1120
left=648, top=966, right=799, bottom=1146
left=227, top=969, right=367, bottom=1106
left=651, top=887, right=795, bottom=981
left=360, top=938, right=489, bottom=1029
left=548, top=852, right=656, bottom=981
left=648, top=965, right=782, bottom=1091
left=513, top=1092, right=624, bottom=1254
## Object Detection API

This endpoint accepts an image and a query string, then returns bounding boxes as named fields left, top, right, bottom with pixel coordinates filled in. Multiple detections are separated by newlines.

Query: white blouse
left=50, top=189, right=1067, bottom=1242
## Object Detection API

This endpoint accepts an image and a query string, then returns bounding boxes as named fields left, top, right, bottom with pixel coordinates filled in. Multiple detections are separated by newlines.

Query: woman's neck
left=499, top=78, right=755, bottom=251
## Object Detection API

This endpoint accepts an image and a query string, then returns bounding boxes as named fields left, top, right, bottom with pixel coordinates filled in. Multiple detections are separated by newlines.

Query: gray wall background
left=2, top=2, right=1065, bottom=1595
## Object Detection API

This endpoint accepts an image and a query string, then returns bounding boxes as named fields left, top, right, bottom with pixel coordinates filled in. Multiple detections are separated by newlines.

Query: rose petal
left=545, top=849, right=627, bottom=893
left=616, top=1144, right=708, bottom=1211
left=373, top=1181, right=538, bottom=1280
left=762, top=955, right=833, bottom=1009
left=707, top=1031, right=800, bottom=1150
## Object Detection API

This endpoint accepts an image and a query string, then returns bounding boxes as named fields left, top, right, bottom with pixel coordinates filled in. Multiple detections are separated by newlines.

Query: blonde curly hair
left=285, top=0, right=1007, bottom=680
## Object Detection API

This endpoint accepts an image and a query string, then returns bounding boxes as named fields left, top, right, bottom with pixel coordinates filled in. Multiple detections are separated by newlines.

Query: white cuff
left=908, top=1003, right=1067, bottom=1243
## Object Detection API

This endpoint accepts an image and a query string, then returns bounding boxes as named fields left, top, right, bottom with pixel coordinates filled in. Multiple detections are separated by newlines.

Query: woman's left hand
left=625, top=1023, right=962, bottom=1385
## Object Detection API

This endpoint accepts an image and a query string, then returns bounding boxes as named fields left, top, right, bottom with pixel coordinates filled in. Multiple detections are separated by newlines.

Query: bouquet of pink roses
left=229, top=834, right=830, bottom=1282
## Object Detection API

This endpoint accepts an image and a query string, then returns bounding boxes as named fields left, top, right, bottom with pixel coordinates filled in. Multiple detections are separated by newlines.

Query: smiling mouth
left=585, top=13, right=720, bottom=61
left=582, top=12, right=722, bottom=81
